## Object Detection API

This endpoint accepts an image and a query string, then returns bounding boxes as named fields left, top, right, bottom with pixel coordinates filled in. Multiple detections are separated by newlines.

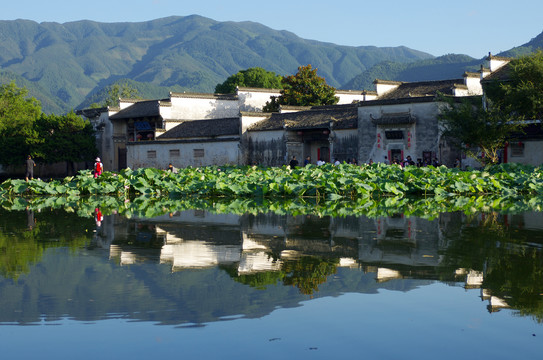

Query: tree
left=0, top=82, right=42, bottom=166
left=263, top=65, right=338, bottom=112
left=438, top=96, right=524, bottom=165
left=90, top=82, right=140, bottom=108
left=215, top=67, right=283, bottom=94
left=34, top=111, right=97, bottom=170
left=484, top=50, right=543, bottom=119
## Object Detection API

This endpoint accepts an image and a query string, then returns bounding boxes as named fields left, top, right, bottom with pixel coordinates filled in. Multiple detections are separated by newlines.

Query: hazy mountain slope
left=0, top=71, right=66, bottom=114
left=499, top=32, right=543, bottom=58
left=343, top=54, right=482, bottom=91
left=0, top=16, right=434, bottom=113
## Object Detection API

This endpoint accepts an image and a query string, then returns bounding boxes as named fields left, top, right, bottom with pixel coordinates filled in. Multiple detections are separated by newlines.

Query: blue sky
left=2, top=0, right=542, bottom=58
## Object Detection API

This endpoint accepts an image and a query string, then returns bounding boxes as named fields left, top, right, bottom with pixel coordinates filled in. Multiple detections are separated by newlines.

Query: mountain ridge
left=0, top=15, right=434, bottom=113
left=0, top=16, right=540, bottom=114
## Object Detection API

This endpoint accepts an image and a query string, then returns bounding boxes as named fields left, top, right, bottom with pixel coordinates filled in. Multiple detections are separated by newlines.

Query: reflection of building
left=455, top=268, right=510, bottom=313
left=98, top=208, right=536, bottom=320
left=102, top=210, right=449, bottom=277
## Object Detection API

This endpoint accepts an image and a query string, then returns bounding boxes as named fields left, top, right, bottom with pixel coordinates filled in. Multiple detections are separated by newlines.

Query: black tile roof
left=159, top=117, right=240, bottom=139
left=370, top=112, right=416, bottom=125
left=248, top=105, right=358, bottom=131
left=481, top=64, right=511, bottom=83
left=379, top=79, right=464, bottom=99
left=109, top=100, right=163, bottom=120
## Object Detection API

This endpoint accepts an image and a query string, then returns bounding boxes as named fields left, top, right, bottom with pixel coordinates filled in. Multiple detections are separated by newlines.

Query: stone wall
left=246, top=131, right=286, bottom=167
left=127, top=138, right=240, bottom=169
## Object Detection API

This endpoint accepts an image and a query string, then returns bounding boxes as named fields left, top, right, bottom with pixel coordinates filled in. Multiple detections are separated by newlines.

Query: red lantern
left=147, top=133, right=153, bottom=139
left=136, top=134, right=142, bottom=140
left=323, top=130, right=330, bottom=135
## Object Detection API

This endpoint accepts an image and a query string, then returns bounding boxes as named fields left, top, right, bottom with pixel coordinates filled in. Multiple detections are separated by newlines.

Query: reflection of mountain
left=0, top=208, right=541, bottom=325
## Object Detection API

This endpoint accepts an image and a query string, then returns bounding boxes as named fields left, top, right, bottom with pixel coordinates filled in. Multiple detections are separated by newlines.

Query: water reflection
left=0, top=207, right=542, bottom=326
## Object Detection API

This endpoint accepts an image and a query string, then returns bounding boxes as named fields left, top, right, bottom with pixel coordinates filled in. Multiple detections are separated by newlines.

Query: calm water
left=0, top=208, right=541, bottom=359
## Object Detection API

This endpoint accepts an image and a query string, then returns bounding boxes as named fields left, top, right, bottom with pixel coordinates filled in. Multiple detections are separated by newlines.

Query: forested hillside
left=343, top=54, right=482, bottom=90
left=0, top=16, right=433, bottom=113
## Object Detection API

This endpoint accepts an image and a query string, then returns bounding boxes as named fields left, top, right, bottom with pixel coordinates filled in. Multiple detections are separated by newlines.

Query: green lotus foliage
left=2, top=163, right=543, bottom=201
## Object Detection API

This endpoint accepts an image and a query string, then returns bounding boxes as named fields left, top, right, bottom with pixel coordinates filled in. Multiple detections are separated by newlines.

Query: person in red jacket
left=94, top=157, right=103, bottom=178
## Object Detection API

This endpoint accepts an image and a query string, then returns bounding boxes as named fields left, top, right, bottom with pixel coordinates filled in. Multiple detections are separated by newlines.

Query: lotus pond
left=0, top=193, right=541, bottom=359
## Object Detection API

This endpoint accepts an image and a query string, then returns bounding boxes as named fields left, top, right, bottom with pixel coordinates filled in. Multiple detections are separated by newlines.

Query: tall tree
left=215, top=67, right=283, bottom=94
left=34, top=111, right=97, bottom=168
left=484, top=50, right=543, bottom=119
left=0, top=82, right=42, bottom=166
left=90, top=82, right=140, bottom=108
left=438, top=96, right=524, bottom=165
left=263, top=65, right=338, bottom=112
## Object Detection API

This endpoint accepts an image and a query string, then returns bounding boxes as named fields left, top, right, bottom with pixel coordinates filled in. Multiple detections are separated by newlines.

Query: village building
left=77, top=54, right=533, bottom=171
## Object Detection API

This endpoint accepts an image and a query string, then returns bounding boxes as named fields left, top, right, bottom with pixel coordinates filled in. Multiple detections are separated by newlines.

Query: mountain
left=499, top=31, right=543, bottom=57
left=0, top=16, right=434, bottom=113
left=342, top=54, right=482, bottom=91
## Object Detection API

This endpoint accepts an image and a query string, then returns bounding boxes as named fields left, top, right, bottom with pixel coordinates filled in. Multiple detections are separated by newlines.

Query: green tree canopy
left=215, top=67, right=283, bottom=94
left=34, top=111, right=97, bottom=164
left=438, top=95, right=524, bottom=165
left=484, top=51, right=543, bottom=119
left=263, top=65, right=338, bottom=112
left=0, top=82, right=42, bottom=166
left=91, top=82, right=140, bottom=108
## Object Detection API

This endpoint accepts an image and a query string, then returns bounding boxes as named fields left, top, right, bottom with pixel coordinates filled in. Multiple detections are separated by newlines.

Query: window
left=147, top=150, right=157, bottom=159
left=510, top=143, right=525, bottom=157
left=193, top=149, right=205, bottom=158
left=385, top=130, right=404, bottom=140
left=169, top=149, right=180, bottom=157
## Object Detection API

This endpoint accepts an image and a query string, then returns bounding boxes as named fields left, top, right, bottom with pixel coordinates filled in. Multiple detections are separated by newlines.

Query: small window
left=169, top=149, right=180, bottom=157
left=193, top=149, right=205, bottom=158
left=147, top=150, right=157, bottom=159
left=510, top=143, right=525, bottom=157
left=385, top=130, right=404, bottom=140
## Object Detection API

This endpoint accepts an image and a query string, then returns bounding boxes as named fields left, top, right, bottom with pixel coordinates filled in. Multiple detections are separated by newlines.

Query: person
left=432, top=157, right=440, bottom=167
left=406, top=156, right=415, bottom=166
left=454, top=158, right=461, bottom=168
left=95, top=208, right=103, bottom=227
left=333, top=158, right=341, bottom=166
left=317, top=158, right=326, bottom=166
left=94, top=157, right=103, bottom=178
left=368, top=159, right=373, bottom=165
left=167, top=163, right=174, bottom=171
left=383, top=156, right=389, bottom=165
left=416, top=158, right=423, bottom=167
left=25, top=155, right=35, bottom=181
left=303, top=156, right=311, bottom=166
left=289, top=155, right=299, bottom=168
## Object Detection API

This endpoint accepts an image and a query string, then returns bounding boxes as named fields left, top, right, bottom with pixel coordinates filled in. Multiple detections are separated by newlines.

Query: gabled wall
left=169, top=93, right=239, bottom=120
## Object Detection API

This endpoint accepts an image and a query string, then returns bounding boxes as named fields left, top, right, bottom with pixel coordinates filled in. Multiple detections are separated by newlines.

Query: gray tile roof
left=109, top=100, right=163, bottom=120
left=159, top=117, right=240, bottom=139
left=170, top=92, right=238, bottom=100
left=481, top=64, right=511, bottom=83
left=378, top=79, right=464, bottom=99
left=370, top=112, right=416, bottom=125
left=248, top=105, right=358, bottom=131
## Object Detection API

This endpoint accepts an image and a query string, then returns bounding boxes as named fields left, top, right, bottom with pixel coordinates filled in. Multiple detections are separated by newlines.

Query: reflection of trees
left=227, top=256, right=340, bottom=295
left=0, top=209, right=94, bottom=279
left=222, top=265, right=285, bottom=290
left=440, top=212, right=543, bottom=323
left=282, top=256, right=340, bottom=295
